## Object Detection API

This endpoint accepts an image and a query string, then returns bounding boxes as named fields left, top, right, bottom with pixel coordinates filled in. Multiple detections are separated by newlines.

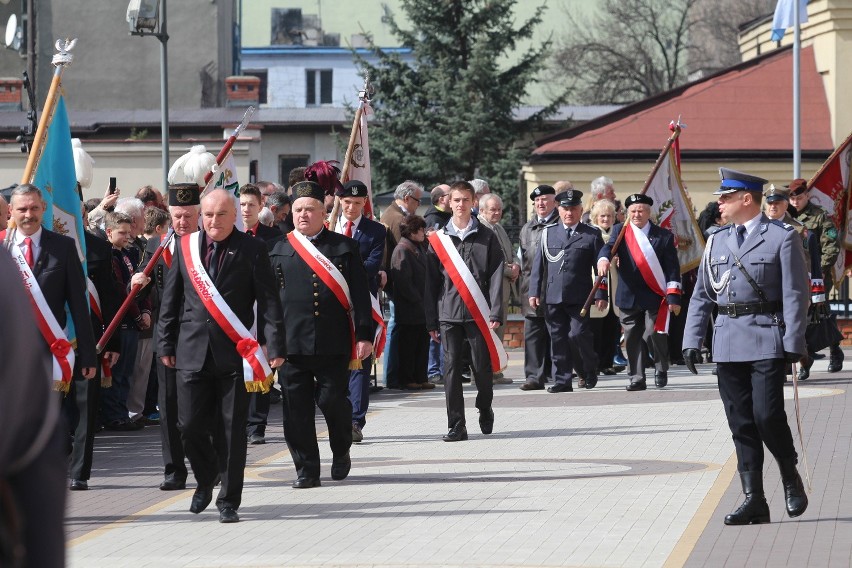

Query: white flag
left=771, top=0, right=808, bottom=41
left=344, top=100, right=375, bottom=218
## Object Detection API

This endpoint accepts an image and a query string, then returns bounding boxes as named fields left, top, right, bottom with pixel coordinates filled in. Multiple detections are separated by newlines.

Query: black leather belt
left=718, top=301, right=781, bottom=317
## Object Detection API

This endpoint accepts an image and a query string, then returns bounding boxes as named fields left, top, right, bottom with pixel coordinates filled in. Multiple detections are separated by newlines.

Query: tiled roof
left=532, top=45, right=833, bottom=160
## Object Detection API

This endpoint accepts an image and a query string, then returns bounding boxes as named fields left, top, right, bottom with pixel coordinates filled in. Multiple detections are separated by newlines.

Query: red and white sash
left=86, top=278, right=114, bottom=387
left=181, top=233, right=274, bottom=393
left=371, top=293, right=386, bottom=359
left=623, top=223, right=681, bottom=333
left=289, top=230, right=361, bottom=369
left=428, top=230, right=508, bottom=372
left=10, top=244, right=75, bottom=392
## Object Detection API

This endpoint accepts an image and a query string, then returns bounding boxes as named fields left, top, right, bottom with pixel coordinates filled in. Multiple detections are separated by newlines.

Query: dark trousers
left=157, top=359, right=187, bottom=483
left=545, top=303, right=598, bottom=384
left=590, top=310, right=619, bottom=371
left=281, top=354, right=352, bottom=478
left=246, top=391, right=270, bottom=437
left=441, top=321, right=493, bottom=429
left=63, top=360, right=100, bottom=481
left=621, top=307, right=669, bottom=382
left=100, top=328, right=138, bottom=423
left=523, top=316, right=552, bottom=385
left=717, top=358, right=797, bottom=473
left=349, top=355, right=372, bottom=429
left=397, top=323, right=429, bottom=386
left=176, top=351, right=248, bottom=511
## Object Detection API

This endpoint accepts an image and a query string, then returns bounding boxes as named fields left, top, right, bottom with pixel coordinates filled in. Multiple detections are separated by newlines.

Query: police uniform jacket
left=269, top=228, right=373, bottom=356
left=14, top=228, right=97, bottom=368
left=85, top=231, right=121, bottom=354
left=682, top=216, right=809, bottom=362
left=528, top=222, right=604, bottom=306
left=157, top=229, right=284, bottom=371
left=597, top=221, right=681, bottom=311
left=518, top=210, right=559, bottom=317
left=424, top=217, right=504, bottom=331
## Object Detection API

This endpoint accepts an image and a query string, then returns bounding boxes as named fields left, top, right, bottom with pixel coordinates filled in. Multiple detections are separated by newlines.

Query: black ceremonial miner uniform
left=269, top=228, right=373, bottom=480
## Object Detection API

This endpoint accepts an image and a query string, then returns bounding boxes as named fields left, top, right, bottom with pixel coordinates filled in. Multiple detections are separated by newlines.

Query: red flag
left=808, top=131, right=852, bottom=283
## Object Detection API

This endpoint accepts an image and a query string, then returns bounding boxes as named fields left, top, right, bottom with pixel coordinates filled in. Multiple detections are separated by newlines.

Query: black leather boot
left=724, top=471, right=770, bottom=525
left=777, top=457, right=808, bottom=517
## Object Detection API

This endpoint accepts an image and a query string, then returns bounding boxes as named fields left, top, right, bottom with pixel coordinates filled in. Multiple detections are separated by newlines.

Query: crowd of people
left=0, top=157, right=840, bottom=538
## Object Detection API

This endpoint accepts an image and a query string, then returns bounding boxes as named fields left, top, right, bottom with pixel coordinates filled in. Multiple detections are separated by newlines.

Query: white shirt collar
left=561, top=222, right=579, bottom=232
left=739, top=212, right=763, bottom=237
left=14, top=225, right=43, bottom=247
left=451, top=216, right=474, bottom=235
left=337, top=215, right=362, bottom=233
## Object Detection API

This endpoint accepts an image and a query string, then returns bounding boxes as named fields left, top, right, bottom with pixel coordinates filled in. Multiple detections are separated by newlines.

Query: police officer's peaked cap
left=716, top=168, right=767, bottom=195
left=786, top=178, right=808, bottom=196
left=624, top=194, right=653, bottom=207
left=291, top=181, right=326, bottom=202
left=529, top=184, right=556, bottom=200
left=337, top=180, right=369, bottom=198
left=168, top=183, right=201, bottom=206
left=763, top=184, right=790, bottom=203
left=556, top=189, right=583, bottom=207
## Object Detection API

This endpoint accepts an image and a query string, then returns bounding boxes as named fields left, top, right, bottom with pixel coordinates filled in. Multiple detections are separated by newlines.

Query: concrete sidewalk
left=66, top=352, right=851, bottom=567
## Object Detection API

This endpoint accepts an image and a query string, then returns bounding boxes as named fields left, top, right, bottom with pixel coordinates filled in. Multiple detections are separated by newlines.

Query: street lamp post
left=127, top=0, right=169, bottom=192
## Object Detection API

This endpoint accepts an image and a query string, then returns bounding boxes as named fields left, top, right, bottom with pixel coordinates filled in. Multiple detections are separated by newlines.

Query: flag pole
left=793, top=1, right=801, bottom=178
left=329, top=75, right=371, bottom=228
left=580, top=124, right=682, bottom=316
left=202, top=105, right=255, bottom=190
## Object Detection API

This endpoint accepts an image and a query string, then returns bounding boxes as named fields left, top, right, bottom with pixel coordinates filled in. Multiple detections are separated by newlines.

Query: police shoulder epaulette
left=709, top=224, right=730, bottom=235
left=543, top=221, right=559, bottom=229
left=768, top=219, right=795, bottom=231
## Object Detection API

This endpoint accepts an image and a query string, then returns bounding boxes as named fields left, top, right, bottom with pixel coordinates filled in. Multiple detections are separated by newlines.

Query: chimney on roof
left=225, top=76, right=261, bottom=107
left=0, top=77, right=23, bottom=111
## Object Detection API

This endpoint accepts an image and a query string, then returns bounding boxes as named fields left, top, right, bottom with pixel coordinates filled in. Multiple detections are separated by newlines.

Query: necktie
left=736, top=225, right=746, bottom=248
left=207, top=241, right=220, bottom=280
left=23, top=237, right=34, bottom=268
left=344, top=220, right=353, bottom=237
left=565, top=227, right=573, bottom=240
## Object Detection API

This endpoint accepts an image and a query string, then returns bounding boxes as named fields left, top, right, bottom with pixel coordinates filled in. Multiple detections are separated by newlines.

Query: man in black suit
left=332, top=180, right=388, bottom=442
left=269, top=181, right=373, bottom=489
left=5, top=184, right=97, bottom=386
left=158, top=189, right=285, bottom=523
left=597, top=194, right=682, bottom=391
left=240, top=183, right=284, bottom=445
left=529, top=189, right=606, bottom=392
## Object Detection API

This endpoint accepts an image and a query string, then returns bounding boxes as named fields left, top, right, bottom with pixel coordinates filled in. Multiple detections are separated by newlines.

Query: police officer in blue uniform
left=529, top=189, right=606, bottom=391
left=683, top=168, right=809, bottom=525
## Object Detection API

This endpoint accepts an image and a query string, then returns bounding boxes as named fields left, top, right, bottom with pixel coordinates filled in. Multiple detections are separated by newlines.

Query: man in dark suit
left=148, top=183, right=200, bottom=491
left=158, top=189, right=285, bottom=523
left=4, top=184, right=97, bottom=386
left=529, top=189, right=606, bottom=392
left=597, top=194, right=682, bottom=391
left=239, top=183, right=284, bottom=445
left=269, top=181, right=374, bottom=489
left=333, top=180, right=388, bottom=442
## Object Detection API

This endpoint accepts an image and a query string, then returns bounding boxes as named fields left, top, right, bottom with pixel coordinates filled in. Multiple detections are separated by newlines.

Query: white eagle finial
left=52, top=38, right=77, bottom=66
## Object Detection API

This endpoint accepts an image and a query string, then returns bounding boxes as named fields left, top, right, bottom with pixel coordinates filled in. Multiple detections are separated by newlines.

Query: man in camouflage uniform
left=788, top=178, right=843, bottom=372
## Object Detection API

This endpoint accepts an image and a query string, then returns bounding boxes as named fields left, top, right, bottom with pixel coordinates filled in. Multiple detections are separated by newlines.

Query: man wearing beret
left=332, top=180, right=389, bottom=443
left=787, top=178, right=844, bottom=372
left=518, top=184, right=560, bottom=390
left=269, top=181, right=373, bottom=488
left=682, top=168, right=809, bottom=525
left=529, top=188, right=606, bottom=391
left=597, top=193, right=681, bottom=391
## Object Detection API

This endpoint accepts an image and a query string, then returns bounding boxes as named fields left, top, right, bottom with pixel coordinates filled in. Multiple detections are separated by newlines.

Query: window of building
left=279, top=155, right=310, bottom=186
left=306, top=69, right=332, bottom=106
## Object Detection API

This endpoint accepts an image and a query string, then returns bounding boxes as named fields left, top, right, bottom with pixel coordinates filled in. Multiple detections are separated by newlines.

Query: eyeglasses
left=408, top=195, right=421, bottom=203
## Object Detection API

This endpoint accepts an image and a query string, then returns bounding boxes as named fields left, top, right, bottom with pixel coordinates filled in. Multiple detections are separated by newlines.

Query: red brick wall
left=502, top=319, right=524, bottom=349
left=837, top=318, right=852, bottom=345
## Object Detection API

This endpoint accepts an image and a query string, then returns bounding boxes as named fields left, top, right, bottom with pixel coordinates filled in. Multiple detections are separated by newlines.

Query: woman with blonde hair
left=589, top=199, right=623, bottom=375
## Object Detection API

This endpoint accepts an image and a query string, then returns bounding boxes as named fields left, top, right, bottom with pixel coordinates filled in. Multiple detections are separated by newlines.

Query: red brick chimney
left=0, top=77, right=23, bottom=111
left=225, top=76, right=261, bottom=107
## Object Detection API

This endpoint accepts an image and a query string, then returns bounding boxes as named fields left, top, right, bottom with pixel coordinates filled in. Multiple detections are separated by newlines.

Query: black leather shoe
left=777, top=458, right=808, bottom=517
left=798, top=356, right=813, bottom=381
left=331, top=453, right=351, bottom=481
left=292, top=476, right=321, bottom=489
left=584, top=374, right=598, bottom=389
left=219, top=507, right=240, bottom=523
left=70, top=479, right=88, bottom=491
left=519, top=382, right=544, bottom=391
left=626, top=380, right=647, bottom=391
left=724, top=471, right=770, bottom=525
left=159, top=477, right=186, bottom=491
left=442, top=424, right=468, bottom=442
left=655, top=371, right=668, bottom=388
left=828, top=345, right=844, bottom=373
left=547, top=383, right=573, bottom=393
left=479, top=408, right=494, bottom=435
left=189, top=486, right=214, bottom=514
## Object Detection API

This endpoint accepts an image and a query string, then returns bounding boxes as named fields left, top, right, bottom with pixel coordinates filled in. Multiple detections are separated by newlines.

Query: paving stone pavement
left=66, top=351, right=852, bottom=567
